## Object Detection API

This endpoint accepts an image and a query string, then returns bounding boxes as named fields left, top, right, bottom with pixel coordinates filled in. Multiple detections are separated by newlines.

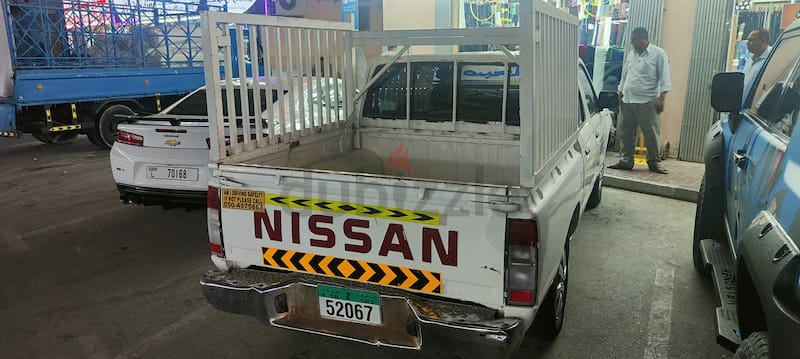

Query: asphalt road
left=0, top=136, right=730, bottom=359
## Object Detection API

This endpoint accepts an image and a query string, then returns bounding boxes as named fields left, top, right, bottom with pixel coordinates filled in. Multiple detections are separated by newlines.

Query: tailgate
left=216, top=167, right=511, bottom=310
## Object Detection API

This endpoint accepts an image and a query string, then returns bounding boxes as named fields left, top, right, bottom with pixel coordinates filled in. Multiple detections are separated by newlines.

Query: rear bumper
left=200, top=269, right=525, bottom=358
left=117, top=184, right=205, bottom=207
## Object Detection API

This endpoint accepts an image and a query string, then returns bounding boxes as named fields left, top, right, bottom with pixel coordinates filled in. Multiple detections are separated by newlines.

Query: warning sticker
left=221, top=189, right=265, bottom=211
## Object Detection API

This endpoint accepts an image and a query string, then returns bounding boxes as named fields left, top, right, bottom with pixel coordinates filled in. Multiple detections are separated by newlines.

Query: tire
left=31, top=131, right=79, bottom=144
left=90, top=104, right=134, bottom=149
left=734, top=332, right=769, bottom=359
left=531, top=239, right=569, bottom=340
left=86, top=130, right=105, bottom=148
left=693, top=175, right=725, bottom=276
left=586, top=168, right=603, bottom=210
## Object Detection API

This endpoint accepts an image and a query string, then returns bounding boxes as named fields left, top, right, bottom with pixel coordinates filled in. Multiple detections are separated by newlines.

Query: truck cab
left=694, top=20, right=800, bottom=359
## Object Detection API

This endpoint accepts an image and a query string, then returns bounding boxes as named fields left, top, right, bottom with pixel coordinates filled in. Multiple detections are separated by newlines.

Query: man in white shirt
left=609, top=27, right=672, bottom=174
left=742, top=29, right=772, bottom=99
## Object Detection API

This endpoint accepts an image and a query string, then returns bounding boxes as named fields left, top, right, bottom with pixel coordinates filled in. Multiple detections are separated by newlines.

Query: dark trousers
left=619, top=101, right=661, bottom=165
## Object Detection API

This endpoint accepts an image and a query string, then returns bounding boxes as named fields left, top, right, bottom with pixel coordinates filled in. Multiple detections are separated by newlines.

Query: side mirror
left=711, top=72, right=744, bottom=113
left=598, top=91, right=619, bottom=112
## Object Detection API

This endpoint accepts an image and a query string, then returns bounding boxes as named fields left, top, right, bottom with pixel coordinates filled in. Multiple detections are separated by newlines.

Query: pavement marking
left=112, top=306, right=213, bottom=359
left=643, top=268, right=676, bottom=359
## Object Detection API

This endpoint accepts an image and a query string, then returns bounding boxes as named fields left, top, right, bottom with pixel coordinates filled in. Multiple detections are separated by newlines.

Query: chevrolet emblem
left=165, top=139, right=181, bottom=146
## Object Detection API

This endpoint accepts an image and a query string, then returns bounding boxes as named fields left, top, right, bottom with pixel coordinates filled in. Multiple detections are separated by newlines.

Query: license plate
left=318, top=285, right=382, bottom=325
left=146, top=165, right=199, bottom=181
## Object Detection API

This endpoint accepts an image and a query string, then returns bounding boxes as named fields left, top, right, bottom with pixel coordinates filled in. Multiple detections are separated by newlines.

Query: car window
left=411, top=62, right=454, bottom=122
left=769, top=62, right=800, bottom=139
left=362, top=63, right=407, bottom=119
left=750, top=36, right=800, bottom=117
left=578, top=65, right=599, bottom=114
left=752, top=62, right=796, bottom=124
left=168, top=88, right=280, bottom=117
left=456, top=63, right=520, bottom=126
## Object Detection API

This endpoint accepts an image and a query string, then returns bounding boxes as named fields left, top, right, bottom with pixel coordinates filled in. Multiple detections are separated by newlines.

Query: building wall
left=658, top=0, right=697, bottom=157
left=305, top=0, right=343, bottom=22
left=383, top=0, right=437, bottom=29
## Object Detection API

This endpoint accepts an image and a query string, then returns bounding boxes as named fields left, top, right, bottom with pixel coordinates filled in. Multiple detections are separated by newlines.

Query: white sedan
left=110, top=78, right=343, bottom=208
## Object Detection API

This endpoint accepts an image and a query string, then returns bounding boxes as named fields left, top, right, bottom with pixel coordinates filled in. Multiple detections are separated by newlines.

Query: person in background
left=608, top=27, right=671, bottom=174
left=742, top=28, right=772, bottom=100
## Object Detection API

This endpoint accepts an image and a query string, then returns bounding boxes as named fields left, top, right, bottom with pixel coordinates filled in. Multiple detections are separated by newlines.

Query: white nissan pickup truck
left=199, top=4, right=613, bottom=357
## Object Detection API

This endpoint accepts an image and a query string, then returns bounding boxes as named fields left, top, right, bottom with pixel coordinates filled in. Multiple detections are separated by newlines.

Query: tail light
left=506, top=219, right=538, bottom=306
left=206, top=138, right=211, bottom=149
left=208, top=186, right=224, bottom=258
left=116, top=130, right=144, bottom=146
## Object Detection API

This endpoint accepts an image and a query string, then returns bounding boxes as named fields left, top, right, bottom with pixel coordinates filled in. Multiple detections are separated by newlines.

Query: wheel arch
left=736, top=257, right=768, bottom=340
left=702, top=119, right=726, bottom=199
left=91, top=99, right=145, bottom=117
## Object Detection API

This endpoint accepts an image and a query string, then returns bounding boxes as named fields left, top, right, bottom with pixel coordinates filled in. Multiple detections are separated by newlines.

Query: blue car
left=694, top=21, right=800, bottom=359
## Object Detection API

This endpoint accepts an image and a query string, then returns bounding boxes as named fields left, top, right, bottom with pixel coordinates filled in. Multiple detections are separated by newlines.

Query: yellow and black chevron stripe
left=262, top=247, right=442, bottom=294
left=264, top=193, right=441, bottom=226
left=0, top=131, right=19, bottom=137
left=50, top=125, right=81, bottom=132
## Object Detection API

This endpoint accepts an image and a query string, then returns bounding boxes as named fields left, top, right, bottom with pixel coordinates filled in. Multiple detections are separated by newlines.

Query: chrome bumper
left=200, top=269, right=525, bottom=358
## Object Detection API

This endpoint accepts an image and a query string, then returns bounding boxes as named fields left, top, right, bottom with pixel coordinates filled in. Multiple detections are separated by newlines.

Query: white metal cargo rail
left=200, top=2, right=578, bottom=187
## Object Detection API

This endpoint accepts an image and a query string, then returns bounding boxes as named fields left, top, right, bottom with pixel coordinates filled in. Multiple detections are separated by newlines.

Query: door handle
left=594, top=132, right=600, bottom=139
left=734, top=150, right=749, bottom=169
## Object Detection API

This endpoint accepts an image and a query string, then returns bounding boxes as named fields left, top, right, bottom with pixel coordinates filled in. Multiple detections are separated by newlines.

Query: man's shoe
left=649, top=163, right=669, bottom=174
left=607, top=161, right=633, bottom=170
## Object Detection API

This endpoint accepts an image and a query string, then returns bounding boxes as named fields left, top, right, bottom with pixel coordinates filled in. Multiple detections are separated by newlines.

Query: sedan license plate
left=318, top=285, right=382, bottom=325
left=146, top=165, right=199, bottom=181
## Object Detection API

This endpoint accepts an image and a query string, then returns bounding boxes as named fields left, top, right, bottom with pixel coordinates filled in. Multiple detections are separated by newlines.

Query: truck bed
left=242, top=129, right=521, bottom=186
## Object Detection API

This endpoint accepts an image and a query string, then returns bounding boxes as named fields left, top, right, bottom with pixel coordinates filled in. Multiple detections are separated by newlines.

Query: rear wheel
left=693, top=175, right=725, bottom=277
left=532, top=238, right=569, bottom=340
left=31, top=131, right=79, bottom=144
left=90, top=104, right=134, bottom=149
left=734, top=332, right=769, bottom=359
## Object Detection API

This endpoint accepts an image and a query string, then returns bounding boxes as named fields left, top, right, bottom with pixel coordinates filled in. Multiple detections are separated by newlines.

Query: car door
left=739, top=58, right=800, bottom=235
left=578, top=63, right=602, bottom=200
left=728, top=34, right=800, bottom=248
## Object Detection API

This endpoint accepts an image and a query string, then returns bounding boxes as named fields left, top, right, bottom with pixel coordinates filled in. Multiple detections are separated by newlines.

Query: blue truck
left=0, top=0, right=228, bottom=148
left=694, top=20, right=800, bottom=359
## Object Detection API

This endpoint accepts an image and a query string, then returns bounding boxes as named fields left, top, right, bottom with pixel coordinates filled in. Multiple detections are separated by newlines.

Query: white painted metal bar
left=331, top=31, right=341, bottom=125
left=313, top=30, right=325, bottom=129
left=222, top=26, right=242, bottom=155
left=352, top=28, right=518, bottom=47
left=285, top=27, right=298, bottom=140
left=295, top=28, right=307, bottom=136
left=519, top=1, right=536, bottom=186
left=205, top=12, right=353, bottom=31
left=261, top=26, right=276, bottom=145
left=405, top=61, right=411, bottom=129
left=235, top=24, right=252, bottom=149
left=451, top=60, right=458, bottom=130
left=501, top=62, right=509, bottom=129
left=275, top=27, right=288, bottom=141
left=342, top=29, right=355, bottom=139
left=249, top=24, right=265, bottom=148
left=323, top=30, right=334, bottom=128
left=304, top=29, right=318, bottom=132
left=201, top=12, right=225, bottom=162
